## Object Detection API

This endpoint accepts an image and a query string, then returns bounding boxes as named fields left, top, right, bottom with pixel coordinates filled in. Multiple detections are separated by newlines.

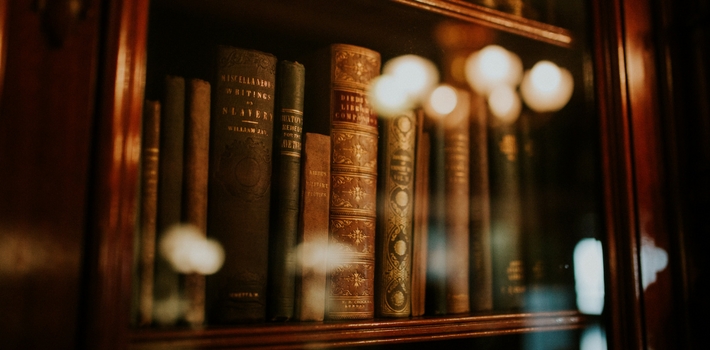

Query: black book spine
left=206, top=46, right=277, bottom=324
left=268, top=60, right=306, bottom=321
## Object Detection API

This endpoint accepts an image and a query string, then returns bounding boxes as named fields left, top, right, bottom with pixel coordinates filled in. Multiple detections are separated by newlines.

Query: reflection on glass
left=159, top=224, right=225, bottom=275
left=640, top=235, right=668, bottom=290
left=425, top=84, right=458, bottom=118
left=580, top=324, right=608, bottom=350
left=573, top=238, right=604, bottom=315
left=488, top=84, right=521, bottom=123
left=464, top=44, right=522, bottom=95
left=520, top=60, right=574, bottom=112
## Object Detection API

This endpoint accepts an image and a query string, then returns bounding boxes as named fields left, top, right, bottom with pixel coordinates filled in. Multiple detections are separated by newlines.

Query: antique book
left=205, top=46, right=277, bottom=324
left=443, top=89, right=470, bottom=314
left=294, top=132, right=331, bottom=321
left=489, top=118, right=526, bottom=311
left=469, top=94, right=493, bottom=312
left=182, top=78, right=211, bottom=326
left=425, top=115, right=447, bottom=316
left=154, top=75, right=185, bottom=325
left=138, top=100, right=161, bottom=327
left=376, top=110, right=417, bottom=318
left=411, top=110, right=430, bottom=317
left=268, top=60, right=306, bottom=321
left=304, top=43, right=380, bottom=320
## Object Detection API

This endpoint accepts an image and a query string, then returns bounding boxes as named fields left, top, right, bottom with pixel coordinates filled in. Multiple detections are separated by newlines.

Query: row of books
left=135, top=42, right=539, bottom=327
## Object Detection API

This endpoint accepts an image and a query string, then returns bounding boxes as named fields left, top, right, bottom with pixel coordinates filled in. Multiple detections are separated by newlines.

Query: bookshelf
left=4, top=0, right=702, bottom=349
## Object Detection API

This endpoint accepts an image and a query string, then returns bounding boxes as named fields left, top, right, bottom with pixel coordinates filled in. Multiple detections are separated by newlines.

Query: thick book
left=138, top=100, right=161, bottom=327
left=443, top=89, right=471, bottom=314
left=206, top=46, right=277, bottom=324
left=268, top=60, right=306, bottom=321
left=469, top=94, right=493, bottom=312
left=182, top=78, right=211, bottom=326
left=304, top=43, right=381, bottom=320
left=154, top=75, right=185, bottom=325
left=294, top=132, right=331, bottom=321
left=489, top=118, right=526, bottom=311
left=376, top=110, right=417, bottom=318
left=411, top=110, right=430, bottom=317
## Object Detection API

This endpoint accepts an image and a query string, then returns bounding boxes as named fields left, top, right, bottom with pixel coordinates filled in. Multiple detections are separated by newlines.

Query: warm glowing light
left=425, top=84, right=458, bottom=118
left=368, top=74, right=411, bottom=117
left=487, top=85, right=521, bottom=124
left=464, top=45, right=523, bottom=95
left=383, top=54, right=439, bottom=102
left=520, top=60, right=574, bottom=112
left=573, top=238, right=605, bottom=315
left=159, top=224, right=225, bottom=275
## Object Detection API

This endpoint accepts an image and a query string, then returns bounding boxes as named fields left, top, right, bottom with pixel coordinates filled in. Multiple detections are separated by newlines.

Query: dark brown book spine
left=376, top=110, right=417, bottom=317
left=305, top=43, right=380, bottom=320
left=294, top=132, right=331, bottom=321
left=268, top=60, right=306, bottom=321
left=138, top=100, right=161, bottom=327
left=425, top=116, right=447, bottom=316
left=469, top=94, right=493, bottom=312
left=411, top=110, right=430, bottom=317
left=489, top=119, right=526, bottom=311
left=444, top=89, right=471, bottom=314
left=206, top=46, right=277, bottom=324
left=154, top=75, right=185, bottom=325
left=182, top=78, right=211, bottom=326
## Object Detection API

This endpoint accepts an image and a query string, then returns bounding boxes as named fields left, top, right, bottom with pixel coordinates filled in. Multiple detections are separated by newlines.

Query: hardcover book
left=443, top=89, right=471, bottom=314
left=182, top=78, right=211, bottom=326
left=489, top=117, right=526, bottom=311
left=138, top=100, right=161, bottom=327
left=411, top=110, right=430, bottom=317
left=268, top=60, right=306, bottom=321
left=376, top=110, right=417, bottom=318
left=469, top=94, right=493, bottom=312
left=294, top=132, right=331, bottom=321
left=205, top=46, right=277, bottom=324
left=304, top=43, right=381, bottom=320
left=154, top=75, right=185, bottom=325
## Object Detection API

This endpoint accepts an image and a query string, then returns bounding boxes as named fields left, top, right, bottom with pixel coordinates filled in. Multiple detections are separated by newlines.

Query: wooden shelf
left=130, top=311, right=593, bottom=349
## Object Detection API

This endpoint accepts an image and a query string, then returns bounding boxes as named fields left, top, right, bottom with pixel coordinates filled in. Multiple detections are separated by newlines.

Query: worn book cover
left=294, top=132, right=331, bottom=321
left=304, top=43, right=381, bottom=320
left=376, top=110, right=417, bottom=318
left=206, top=46, right=277, bottom=324
left=268, top=60, right=306, bottom=321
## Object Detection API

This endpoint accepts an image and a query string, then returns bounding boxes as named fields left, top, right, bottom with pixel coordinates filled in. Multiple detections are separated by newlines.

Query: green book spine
left=206, top=46, right=277, bottom=324
left=268, top=60, right=306, bottom=321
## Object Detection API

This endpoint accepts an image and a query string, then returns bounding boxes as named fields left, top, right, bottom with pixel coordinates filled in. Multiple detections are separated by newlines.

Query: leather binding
left=268, top=60, right=306, bottom=321
left=443, top=89, right=471, bottom=314
left=138, top=100, right=161, bottom=327
left=294, top=132, right=331, bottom=321
left=469, top=94, right=493, bottom=312
left=182, top=78, right=211, bottom=326
left=154, top=75, right=185, bottom=325
left=206, top=46, right=277, bottom=324
left=304, top=43, right=380, bottom=320
left=489, top=116, right=526, bottom=311
left=425, top=115, right=447, bottom=316
left=411, top=109, right=430, bottom=317
left=376, top=110, right=417, bottom=318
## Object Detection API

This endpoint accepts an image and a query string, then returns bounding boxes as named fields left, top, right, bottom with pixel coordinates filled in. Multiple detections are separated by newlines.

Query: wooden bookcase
left=2, top=0, right=707, bottom=349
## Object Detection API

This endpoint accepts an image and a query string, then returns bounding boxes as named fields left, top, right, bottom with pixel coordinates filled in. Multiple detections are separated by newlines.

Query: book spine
left=154, top=75, right=185, bottom=325
left=182, top=78, right=211, bottom=326
left=138, top=100, right=161, bottom=327
left=206, top=46, right=277, bottom=324
left=411, top=110, right=430, bottom=317
left=489, top=119, right=526, bottom=311
left=425, top=116, right=447, bottom=316
left=294, top=132, right=331, bottom=321
left=469, top=94, right=493, bottom=312
left=376, top=110, right=417, bottom=318
left=444, top=89, right=470, bottom=314
left=322, top=44, right=380, bottom=320
left=268, top=60, right=306, bottom=321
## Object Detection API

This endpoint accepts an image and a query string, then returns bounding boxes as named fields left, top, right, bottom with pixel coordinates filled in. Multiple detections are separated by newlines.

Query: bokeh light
left=520, top=60, right=574, bottom=112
